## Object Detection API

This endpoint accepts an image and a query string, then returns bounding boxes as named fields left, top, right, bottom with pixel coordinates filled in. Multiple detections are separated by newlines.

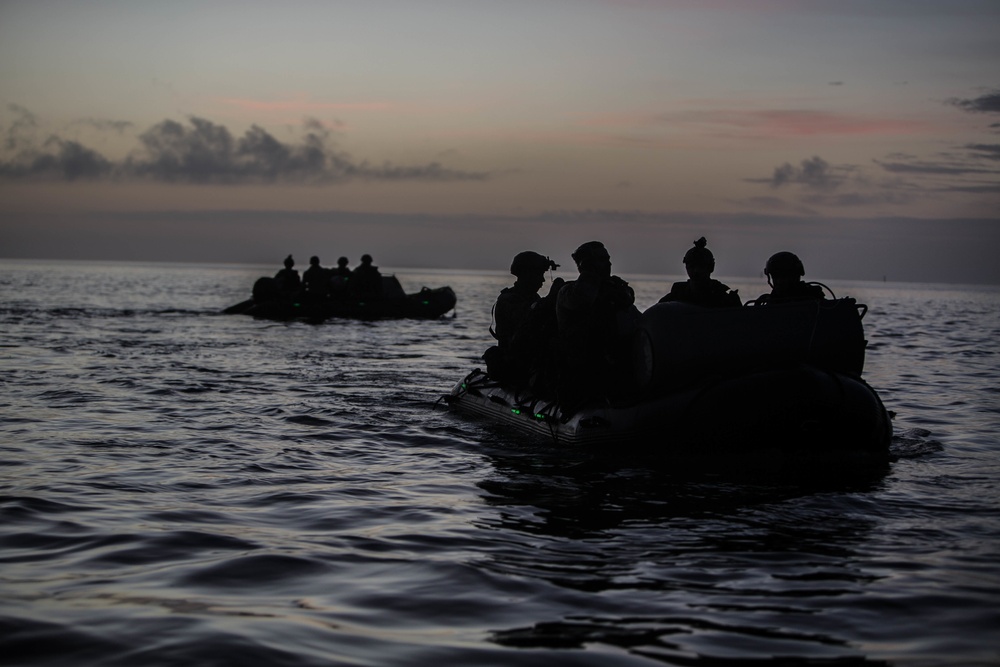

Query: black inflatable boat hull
left=446, top=366, right=892, bottom=466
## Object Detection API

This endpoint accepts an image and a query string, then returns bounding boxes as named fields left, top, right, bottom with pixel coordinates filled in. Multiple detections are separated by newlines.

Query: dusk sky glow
left=2, top=0, right=999, bottom=283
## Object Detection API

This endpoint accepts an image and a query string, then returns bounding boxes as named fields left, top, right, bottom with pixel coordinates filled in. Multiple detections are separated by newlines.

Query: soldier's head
left=571, top=241, right=611, bottom=278
left=510, top=251, right=557, bottom=291
left=764, top=251, right=805, bottom=288
left=683, top=237, right=715, bottom=279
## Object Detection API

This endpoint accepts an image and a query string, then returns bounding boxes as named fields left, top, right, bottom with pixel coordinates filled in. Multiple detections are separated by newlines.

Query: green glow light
left=511, top=408, right=521, bottom=415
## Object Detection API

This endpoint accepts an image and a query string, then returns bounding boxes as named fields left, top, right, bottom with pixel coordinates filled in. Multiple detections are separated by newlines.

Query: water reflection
left=476, top=443, right=891, bottom=662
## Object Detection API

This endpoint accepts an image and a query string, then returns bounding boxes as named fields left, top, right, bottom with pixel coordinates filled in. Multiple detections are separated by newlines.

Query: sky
left=1, top=0, right=999, bottom=284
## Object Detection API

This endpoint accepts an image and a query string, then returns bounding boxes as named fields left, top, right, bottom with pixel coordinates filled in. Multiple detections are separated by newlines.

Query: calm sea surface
left=1, top=259, right=998, bottom=666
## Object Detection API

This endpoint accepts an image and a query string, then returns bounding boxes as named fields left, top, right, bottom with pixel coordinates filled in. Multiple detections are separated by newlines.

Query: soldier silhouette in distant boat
left=273, top=254, right=301, bottom=293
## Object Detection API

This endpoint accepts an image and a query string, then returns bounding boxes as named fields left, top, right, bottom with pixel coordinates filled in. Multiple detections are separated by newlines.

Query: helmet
left=683, top=237, right=714, bottom=269
left=510, top=251, right=558, bottom=277
left=764, top=251, right=805, bottom=279
left=571, top=241, right=610, bottom=268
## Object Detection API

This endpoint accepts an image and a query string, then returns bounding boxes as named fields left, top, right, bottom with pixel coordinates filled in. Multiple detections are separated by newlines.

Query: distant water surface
left=1, top=260, right=998, bottom=666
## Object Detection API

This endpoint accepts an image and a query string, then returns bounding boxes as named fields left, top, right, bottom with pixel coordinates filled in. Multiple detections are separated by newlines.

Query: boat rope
left=488, top=300, right=499, bottom=340
left=809, top=281, right=837, bottom=300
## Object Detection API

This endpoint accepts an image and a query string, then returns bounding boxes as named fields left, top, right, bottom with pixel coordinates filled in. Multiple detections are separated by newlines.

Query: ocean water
left=1, top=259, right=998, bottom=667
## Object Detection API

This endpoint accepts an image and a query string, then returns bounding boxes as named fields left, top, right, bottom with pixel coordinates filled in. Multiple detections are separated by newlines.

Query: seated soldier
left=484, top=251, right=559, bottom=386
left=350, top=254, right=383, bottom=299
left=659, top=237, right=740, bottom=308
left=302, top=256, right=328, bottom=298
left=273, top=255, right=301, bottom=293
left=756, top=251, right=826, bottom=305
left=329, top=257, right=351, bottom=296
left=555, top=241, right=641, bottom=410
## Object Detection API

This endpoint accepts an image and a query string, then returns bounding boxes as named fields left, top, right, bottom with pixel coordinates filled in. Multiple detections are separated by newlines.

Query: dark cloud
left=946, top=89, right=1000, bottom=114
left=940, top=183, right=1000, bottom=194
left=750, top=156, right=848, bottom=190
left=4, top=104, right=39, bottom=150
left=874, top=159, right=1000, bottom=176
left=0, top=113, right=488, bottom=184
left=745, top=151, right=998, bottom=209
left=0, top=136, right=113, bottom=181
left=965, top=143, right=1000, bottom=160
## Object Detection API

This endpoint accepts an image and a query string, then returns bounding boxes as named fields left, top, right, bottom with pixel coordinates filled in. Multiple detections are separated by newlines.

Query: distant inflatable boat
left=224, top=275, right=457, bottom=321
left=444, top=298, right=892, bottom=469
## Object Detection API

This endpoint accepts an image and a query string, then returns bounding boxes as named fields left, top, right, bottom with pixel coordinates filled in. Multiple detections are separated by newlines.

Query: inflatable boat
left=444, top=297, right=892, bottom=468
left=224, top=275, right=457, bottom=321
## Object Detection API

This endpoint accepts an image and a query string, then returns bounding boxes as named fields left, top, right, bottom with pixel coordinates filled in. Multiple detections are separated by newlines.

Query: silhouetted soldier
left=332, top=257, right=351, bottom=277
left=350, top=254, right=383, bottom=300
left=328, top=256, right=351, bottom=296
left=484, top=251, right=560, bottom=386
left=556, top=241, right=641, bottom=410
left=659, top=237, right=740, bottom=308
left=302, top=256, right=328, bottom=298
left=756, top=251, right=826, bottom=305
left=273, top=255, right=301, bottom=293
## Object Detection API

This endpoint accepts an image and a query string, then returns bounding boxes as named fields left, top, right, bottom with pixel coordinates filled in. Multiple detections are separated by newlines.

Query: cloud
left=743, top=153, right=997, bottom=209
left=947, top=89, right=1000, bottom=114
left=0, top=135, right=113, bottom=181
left=4, top=104, right=39, bottom=150
left=748, top=156, right=849, bottom=190
left=965, top=143, right=1000, bottom=160
left=0, top=113, right=488, bottom=184
left=939, top=183, right=1000, bottom=194
left=874, top=159, right=1000, bottom=176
